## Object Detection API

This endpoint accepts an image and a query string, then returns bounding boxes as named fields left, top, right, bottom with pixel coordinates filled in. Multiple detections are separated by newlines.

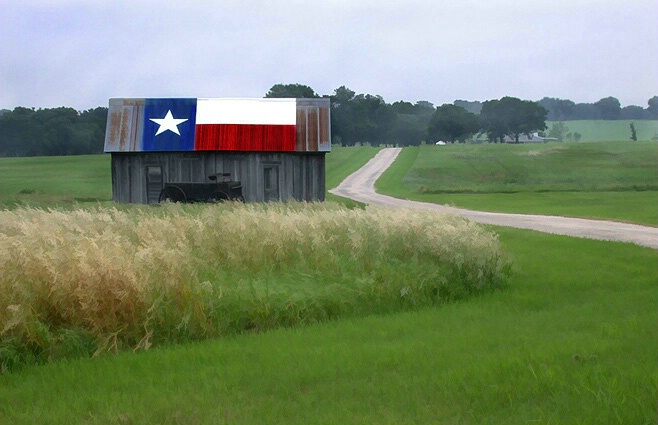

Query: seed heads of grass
left=0, top=202, right=511, bottom=369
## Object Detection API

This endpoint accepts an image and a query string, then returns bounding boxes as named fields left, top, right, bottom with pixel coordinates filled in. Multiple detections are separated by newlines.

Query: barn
left=103, top=97, right=330, bottom=204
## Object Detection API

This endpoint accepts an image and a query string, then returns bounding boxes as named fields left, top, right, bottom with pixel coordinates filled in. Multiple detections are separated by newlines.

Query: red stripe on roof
left=194, top=124, right=296, bottom=151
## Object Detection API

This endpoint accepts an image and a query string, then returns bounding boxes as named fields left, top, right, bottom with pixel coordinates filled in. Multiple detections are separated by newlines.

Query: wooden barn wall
left=111, top=152, right=326, bottom=204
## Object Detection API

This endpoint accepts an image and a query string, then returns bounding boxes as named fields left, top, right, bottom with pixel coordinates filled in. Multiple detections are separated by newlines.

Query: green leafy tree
left=453, top=100, right=482, bottom=115
left=548, top=122, right=569, bottom=142
left=630, top=122, right=637, bottom=141
left=390, top=101, right=434, bottom=146
left=330, top=87, right=405, bottom=147
left=593, top=97, right=621, bottom=120
left=265, top=83, right=319, bottom=98
left=620, top=105, right=649, bottom=119
left=427, top=104, right=479, bottom=143
left=330, top=86, right=357, bottom=146
left=0, top=106, right=107, bottom=157
left=538, top=97, right=576, bottom=121
left=349, top=93, right=394, bottom=147
left=647, top=96, right=658, bottom=119
left=388, top=113, right=425, bottom=146
left=479, top=97, right=547, bottom=143
left=0, top=107, right=40, bottom=156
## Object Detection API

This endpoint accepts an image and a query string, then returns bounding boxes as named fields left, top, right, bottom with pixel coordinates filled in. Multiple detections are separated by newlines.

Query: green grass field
left=376, top=142, right=658, bottom=225
left=1, top=228, right=655, bottom=425
left=547, top=120, right=658, bottom=142
left=0, top=154, right=112, bottom=208
left=1, top=145, right=657, bottom=424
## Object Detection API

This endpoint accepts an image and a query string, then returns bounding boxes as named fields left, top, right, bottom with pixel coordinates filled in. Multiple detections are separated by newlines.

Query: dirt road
left=329, top=148, right=658, bottom=249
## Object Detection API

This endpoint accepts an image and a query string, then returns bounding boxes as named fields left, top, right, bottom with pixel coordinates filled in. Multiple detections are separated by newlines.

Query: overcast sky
left=2, top=0, right=657, bottom=111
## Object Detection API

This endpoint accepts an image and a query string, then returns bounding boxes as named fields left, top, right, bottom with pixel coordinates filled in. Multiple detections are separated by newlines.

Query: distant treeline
left=0, top=107, right=107, bottom=157
left=1, top=89, right=656, bottom=156
left=457, top=96, right=658, bottom=121
left=270, top=85, right=658, bottom=146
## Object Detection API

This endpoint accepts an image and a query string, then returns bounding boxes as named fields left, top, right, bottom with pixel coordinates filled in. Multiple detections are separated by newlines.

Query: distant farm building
left=104, top=98, right=330, bottom=204
left=503, top=133, right=558, bottom=144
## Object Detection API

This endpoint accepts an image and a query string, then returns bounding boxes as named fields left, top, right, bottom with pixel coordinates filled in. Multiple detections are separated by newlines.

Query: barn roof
left=104, top=98, right=331, bottom=153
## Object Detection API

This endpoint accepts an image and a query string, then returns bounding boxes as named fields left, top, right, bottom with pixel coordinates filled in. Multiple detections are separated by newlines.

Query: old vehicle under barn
left=158, top=173, right=243, bottom=203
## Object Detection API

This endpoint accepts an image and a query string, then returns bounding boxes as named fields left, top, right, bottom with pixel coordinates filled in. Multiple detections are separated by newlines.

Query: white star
left=149, top=110, right=188, bottom=136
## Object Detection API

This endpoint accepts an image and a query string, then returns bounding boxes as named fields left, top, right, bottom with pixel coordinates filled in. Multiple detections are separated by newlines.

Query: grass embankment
left=377, top=142, right=658, bottom=225
left=0, top=202, right=509, bottom=370
left=547, top=119, right=658, bottom=142
left=1, top=228, right=655, bottom=424
left=0, top=154, right=112, bottom=208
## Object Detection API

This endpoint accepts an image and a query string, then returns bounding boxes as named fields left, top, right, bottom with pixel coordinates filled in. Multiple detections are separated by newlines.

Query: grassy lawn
left=376, top=142, right=658, bottom=225
left=0, top=154, right=112, bottom=208
left=547, top=120, right=658, bottom=142
left=1, top=228, right=655, bottom=424
left=1, top=145, right=657, bottom=424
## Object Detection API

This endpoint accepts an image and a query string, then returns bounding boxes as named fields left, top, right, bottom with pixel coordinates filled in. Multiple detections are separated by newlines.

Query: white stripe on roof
left=196, top=98, right=296, bottom=125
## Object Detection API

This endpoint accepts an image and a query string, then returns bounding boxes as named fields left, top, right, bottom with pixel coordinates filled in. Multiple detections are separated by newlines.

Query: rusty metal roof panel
left=103, top=98, right=331, bottom=153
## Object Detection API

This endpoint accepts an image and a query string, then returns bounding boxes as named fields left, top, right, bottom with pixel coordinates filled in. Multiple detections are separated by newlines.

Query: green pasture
left=2, top=228, right=655, bottom=425
left=1, top=144, right=657, bottom=424
left=377, top=142, right=658, bottom=225
left=547, top=120, right=658, bottom=142
left=0, top=154, right=111, bottom=208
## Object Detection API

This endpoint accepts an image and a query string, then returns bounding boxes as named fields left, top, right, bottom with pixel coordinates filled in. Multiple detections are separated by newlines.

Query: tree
left=388, top=100, right=435, bottom=146
left=453, top=100, right=482, bottom=115
left=537, top=97, right=576, bottom=121
left=350, top=93, right=395, bottom=146
left=387, top=113, right=425, bottom=146
left=571, top=102, right=599, bottom=120
left=547, top=122, right=569, bottom=142
left=415, top=100, right=435, bottom=111
left=427, top=104, right=479, bottom=143
left=479, top=100, right=508, bottom=143
left=265, top=83, right=319, bottom=98
left=648, top=96, right=658, bottom=119
left=329, top=87, right=403, bottom=146
left=329, top=86, right=357, bottom=146
left=620, top=105, right=649, bottom=120
left=479, top=97, right=548, bottom=143
left=630, top=122, right=637, bottom=141
left=0, top=106, right=107, bottom=157
left=593, top=97, right=621, bottom=120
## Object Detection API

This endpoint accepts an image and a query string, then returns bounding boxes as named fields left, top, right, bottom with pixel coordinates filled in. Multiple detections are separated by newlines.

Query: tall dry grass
left=0, top=202, right=511, bottom=369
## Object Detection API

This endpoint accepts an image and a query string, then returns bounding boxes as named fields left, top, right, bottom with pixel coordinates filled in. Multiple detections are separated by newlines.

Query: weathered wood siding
left=111, top=152, right=326, bottom=204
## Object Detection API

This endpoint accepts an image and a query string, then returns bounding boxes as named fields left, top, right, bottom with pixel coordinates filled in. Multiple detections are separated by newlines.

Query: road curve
left=329, top=148, right=658, bottom=249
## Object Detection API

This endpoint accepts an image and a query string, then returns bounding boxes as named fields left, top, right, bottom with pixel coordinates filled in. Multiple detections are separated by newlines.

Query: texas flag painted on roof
left=104, top=98, right=331, bottom=153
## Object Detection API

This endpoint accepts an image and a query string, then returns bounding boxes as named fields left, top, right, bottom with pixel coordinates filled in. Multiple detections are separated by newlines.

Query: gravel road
left=329, top=148, right=658, bottom=249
